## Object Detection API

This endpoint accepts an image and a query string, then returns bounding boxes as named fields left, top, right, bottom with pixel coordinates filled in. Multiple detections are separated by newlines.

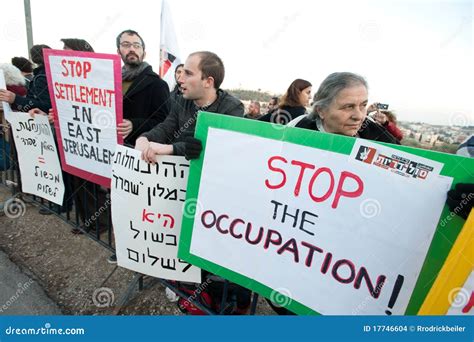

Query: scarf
left=122, top=61, right=149, bottom=82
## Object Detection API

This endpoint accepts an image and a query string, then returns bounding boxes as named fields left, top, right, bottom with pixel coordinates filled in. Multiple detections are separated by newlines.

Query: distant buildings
left=398, top=121, right=472, bottom=153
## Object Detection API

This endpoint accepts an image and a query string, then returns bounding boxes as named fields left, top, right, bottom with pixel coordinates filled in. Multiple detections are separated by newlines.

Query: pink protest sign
left=44, top=49, right=123, bottom=187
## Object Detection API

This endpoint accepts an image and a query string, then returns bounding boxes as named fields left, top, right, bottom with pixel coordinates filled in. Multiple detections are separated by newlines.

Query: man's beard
left=124, top=53, right=141, bottom=67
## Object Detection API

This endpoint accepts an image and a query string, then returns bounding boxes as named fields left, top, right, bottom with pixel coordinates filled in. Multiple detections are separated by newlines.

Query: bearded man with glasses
left=116, top=29, right=170, bottom=146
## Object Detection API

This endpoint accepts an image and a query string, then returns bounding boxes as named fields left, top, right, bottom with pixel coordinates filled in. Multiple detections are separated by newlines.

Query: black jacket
left=259, top=105, right=306, bottom=124
left=13, top=65, right=51, bottom=113
left=123, top=65, right=170, bottom=145
left=295, top=116, right=400, bottom=144
left=141, top=89, right=244, bottom=155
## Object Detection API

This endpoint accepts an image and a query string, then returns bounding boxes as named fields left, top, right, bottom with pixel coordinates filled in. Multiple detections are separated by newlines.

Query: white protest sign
left=189, top=128, right=452, bottom=315
left=44, top=50, right=123, bottom=187
left=0, top=70, right=13, bottom=121
left=7, top=112, right=64, bottom=205
left=111, top=145, right=201, bottom=282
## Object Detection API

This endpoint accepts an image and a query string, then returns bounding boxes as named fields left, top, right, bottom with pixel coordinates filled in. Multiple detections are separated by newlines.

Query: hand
left=184, top=137, right=202, bottom=160
left=48, top=108, right=55, bottom=124
left=374, top=112, right=387, bottom=125
left=141, top=142, right=173, bottom=164
left=446, top=183, right=474, bottom=220
left=28, top=108, right=47, bottom=118
left=117, top=119, right=133, bottom=138
left=367, top=103, right=379, bottom=114
left=134, top=136, right=150, bottom=151
left=0, top=89, right=16, bottom=104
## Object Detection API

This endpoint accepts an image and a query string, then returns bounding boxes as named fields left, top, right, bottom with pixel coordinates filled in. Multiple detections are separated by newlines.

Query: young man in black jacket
left=135, top=51, right=243, bottom=161
left=116, top=29, right=171, bottom=146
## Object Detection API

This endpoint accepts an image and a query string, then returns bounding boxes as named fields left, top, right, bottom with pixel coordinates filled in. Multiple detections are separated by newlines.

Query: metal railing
left=0, top=121, right=260, bottom=315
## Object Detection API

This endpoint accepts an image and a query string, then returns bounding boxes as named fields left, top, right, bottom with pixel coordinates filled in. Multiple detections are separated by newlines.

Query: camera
left=377, top=103, right=389, bottom=110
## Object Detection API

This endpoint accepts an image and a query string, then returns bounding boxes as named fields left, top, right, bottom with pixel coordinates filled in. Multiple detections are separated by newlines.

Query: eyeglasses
left=120, top=42, right=143, bottom=49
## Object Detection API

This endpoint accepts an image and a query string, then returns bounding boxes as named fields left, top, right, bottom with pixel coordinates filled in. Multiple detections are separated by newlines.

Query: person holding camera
left=367, top=103, right=403, bottom=143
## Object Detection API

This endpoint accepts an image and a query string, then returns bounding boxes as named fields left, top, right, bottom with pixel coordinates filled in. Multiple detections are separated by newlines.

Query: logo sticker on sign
left=350, top=140, right=442, bottom=182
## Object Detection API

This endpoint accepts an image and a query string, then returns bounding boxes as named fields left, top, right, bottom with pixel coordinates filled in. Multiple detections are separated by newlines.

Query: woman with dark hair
left=0, top=44, right=51, bottom=113
left=259, top=78, right=312, bottom=124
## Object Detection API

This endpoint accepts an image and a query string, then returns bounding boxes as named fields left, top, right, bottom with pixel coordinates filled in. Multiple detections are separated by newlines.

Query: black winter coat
left=123, top=65, right=170, bottom=146
left=13, top=65, right=51, bottom=113
left=295, top=116, right=400, bottom=144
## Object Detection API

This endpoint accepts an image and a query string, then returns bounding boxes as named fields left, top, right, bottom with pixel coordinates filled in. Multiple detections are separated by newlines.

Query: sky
left=1, top=0, right=473, bottom=126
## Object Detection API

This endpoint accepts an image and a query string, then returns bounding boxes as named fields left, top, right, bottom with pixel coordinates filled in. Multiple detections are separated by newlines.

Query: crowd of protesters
left=0, top=28, right=472, bottom=315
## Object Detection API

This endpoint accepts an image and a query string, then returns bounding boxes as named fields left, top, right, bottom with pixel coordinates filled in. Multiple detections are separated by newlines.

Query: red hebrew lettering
left=142, top=209, right=154, bottom=223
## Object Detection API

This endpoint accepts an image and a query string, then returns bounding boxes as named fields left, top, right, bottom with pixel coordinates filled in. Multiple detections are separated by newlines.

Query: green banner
left=178, top=112, right=473, bottom=315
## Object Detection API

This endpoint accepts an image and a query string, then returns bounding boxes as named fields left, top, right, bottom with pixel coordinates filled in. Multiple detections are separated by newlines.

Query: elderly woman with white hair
left=290, top=72, right=399, bottom=144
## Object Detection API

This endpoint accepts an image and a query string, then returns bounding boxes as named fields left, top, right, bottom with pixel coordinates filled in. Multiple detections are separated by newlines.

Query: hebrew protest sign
left=7, top=112, right=64, bottom=205
left=111, top=145, right=201, bottom=282
left=44, top=49, right=123, bottom=187
left=179, top=112, right=473, bottom=315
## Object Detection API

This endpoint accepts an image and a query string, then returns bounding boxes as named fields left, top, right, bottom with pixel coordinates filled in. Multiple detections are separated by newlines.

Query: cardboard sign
left=111, top=145, right=201, bottom=282
left=44, top=49, right=123, bottom=187
left=178, top=112, right=474, bottom=315
left=7, top=112, right=64, bottom=205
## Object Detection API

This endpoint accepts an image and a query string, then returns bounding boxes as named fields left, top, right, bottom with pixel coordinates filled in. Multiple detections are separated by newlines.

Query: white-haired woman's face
left=319, top=85, right=368, bottom=136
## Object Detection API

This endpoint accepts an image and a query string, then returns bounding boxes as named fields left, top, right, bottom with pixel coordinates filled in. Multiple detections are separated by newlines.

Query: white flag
left=160, top=0, right=181, bottom=90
